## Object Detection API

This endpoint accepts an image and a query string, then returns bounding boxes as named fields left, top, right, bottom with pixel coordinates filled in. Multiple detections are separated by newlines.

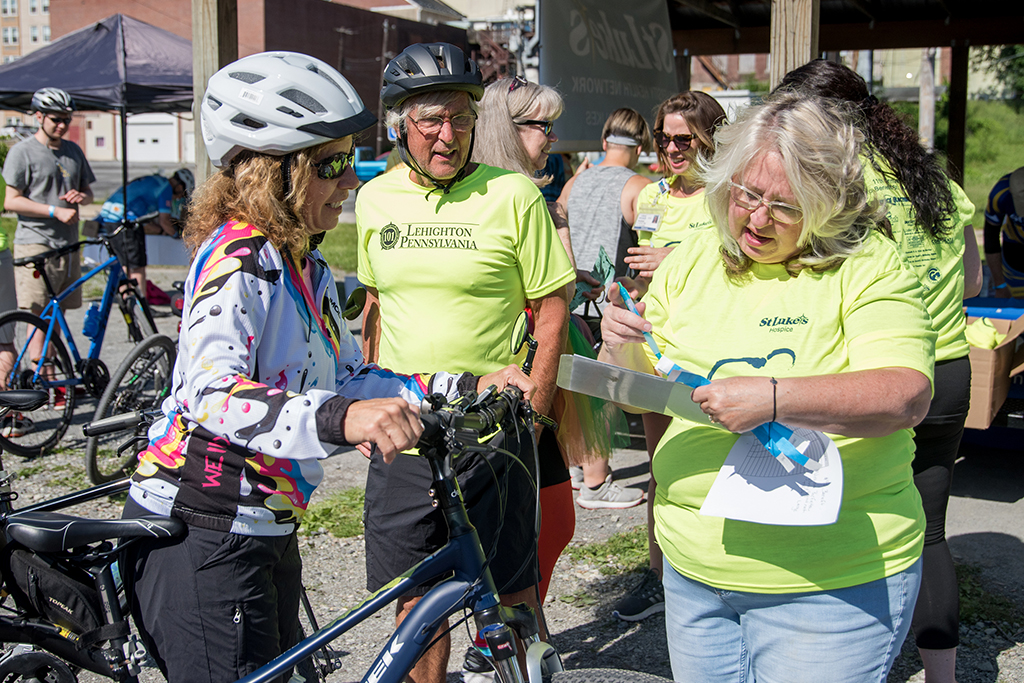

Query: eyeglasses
left=314, top=150, right=355, bottom=180
left=514, top=119, right=554, bottom=136
left=729, top=182, right=803, bottom=225
left=654, top=130, right=695, bottom=151
left=508, top=75, right=528, bottom=93
left=46, top=114, right=72, bottom=126
left=408, top=113, right=476, bottom=135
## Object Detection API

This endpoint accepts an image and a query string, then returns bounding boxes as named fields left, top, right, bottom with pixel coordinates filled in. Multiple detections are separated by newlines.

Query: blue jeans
left=663, top=557, right=922, bottom=683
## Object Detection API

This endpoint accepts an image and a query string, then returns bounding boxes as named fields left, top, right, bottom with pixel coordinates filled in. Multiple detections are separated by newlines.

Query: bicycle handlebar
left=82, top=409, right=161, bottom=437
left=417, top=386, right=525, bottom=450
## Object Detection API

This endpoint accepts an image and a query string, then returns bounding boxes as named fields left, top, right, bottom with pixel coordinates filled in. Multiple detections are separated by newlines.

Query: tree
left=973, top=45, right=1024, bottom=107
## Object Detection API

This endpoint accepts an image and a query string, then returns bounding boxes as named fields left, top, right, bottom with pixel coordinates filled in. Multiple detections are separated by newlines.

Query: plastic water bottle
left=82, top=302, right=102, bottom=340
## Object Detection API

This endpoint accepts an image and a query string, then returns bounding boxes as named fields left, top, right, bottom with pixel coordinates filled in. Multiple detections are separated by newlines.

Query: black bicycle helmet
left=31, top=88, right=75, bottom=114
left=380, top=43, right=483, bottom=110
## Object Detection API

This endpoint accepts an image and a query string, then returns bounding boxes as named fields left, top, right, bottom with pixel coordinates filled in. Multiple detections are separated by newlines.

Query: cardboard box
left=965, top=315, right=1024, bottom=430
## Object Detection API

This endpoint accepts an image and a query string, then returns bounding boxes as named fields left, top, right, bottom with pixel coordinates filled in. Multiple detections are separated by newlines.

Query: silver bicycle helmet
left=201, top=51, right=377, bottom=168
left=380, top=43, right=483, bottom=110
left=31, top=88, right=75, bottom=114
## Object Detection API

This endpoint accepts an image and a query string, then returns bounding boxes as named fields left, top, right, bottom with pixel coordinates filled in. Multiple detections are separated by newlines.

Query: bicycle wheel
left=0, top=311, right=76, bottom=457
left=545, top=669, right=672, bottom=682
left=84, top=334, right=175, bottom=484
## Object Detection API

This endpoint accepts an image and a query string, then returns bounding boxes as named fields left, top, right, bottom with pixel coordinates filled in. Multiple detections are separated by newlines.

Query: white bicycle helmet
left=201, top=51, right=376, bottom=168
left=31, top=88, right=75, bottom=114
left=172, top=168, right=195, bottom=195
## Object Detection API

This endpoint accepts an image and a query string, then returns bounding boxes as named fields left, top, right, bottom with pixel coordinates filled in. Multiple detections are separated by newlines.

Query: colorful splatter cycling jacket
left=129, top=221, right=465, bottom=535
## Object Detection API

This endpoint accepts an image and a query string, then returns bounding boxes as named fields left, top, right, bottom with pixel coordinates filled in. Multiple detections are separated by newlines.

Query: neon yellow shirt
left=863, top=152, right=975, bottom=362
left=0, top=174, right=7, bottom=252
left=644, top=229, right=932, bottom=593
left=356, top=164, right=575, bottom=374
left=635, top=178, right=713, bottom=248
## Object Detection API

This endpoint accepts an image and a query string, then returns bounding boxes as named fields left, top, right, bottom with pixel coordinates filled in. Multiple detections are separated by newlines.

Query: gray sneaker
left=612, top=568, right=665, bottom=622
left=576, top=475, right=644, bottom=510
left=569, top=466, right=584, bottom=490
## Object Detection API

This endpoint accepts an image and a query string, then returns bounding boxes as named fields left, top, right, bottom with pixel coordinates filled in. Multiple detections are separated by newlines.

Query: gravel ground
left=4, top=267, right=1022, bottom=682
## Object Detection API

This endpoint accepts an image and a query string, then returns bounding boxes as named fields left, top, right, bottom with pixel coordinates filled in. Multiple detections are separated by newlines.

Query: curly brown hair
left=183, top=139, right=336, bottom=257
left=774, top=59, right=956, bottom=239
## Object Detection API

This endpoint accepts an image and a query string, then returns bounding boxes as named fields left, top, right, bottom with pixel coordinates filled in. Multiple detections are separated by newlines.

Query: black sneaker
left=461, top=646, right=495, bottom=683
left=611, top=568, right=665, bottom=622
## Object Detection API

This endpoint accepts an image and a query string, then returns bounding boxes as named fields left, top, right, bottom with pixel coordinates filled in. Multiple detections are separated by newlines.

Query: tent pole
left=119, top=15, right=130, bottom=236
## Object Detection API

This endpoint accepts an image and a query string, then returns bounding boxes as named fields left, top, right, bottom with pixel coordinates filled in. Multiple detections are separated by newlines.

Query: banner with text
left=540, top=0, right=678, bottom=151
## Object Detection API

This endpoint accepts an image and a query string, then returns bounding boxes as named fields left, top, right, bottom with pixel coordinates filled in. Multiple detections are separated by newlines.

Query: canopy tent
left=0, top=13, right=192, bottom=114
left=0, top=13, right=193, bottom=233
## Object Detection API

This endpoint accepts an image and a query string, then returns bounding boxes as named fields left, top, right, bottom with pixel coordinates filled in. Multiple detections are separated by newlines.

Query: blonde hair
left=602, top=108, right=653, bottom=153
left=472, top=78, right=563, bottom=186
left=184, top=139, right=335, bottom=257
left=702, top=93, right=884, bottom=276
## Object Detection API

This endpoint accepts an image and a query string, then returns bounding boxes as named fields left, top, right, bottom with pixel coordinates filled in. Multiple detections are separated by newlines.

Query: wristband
left=48, top=205, right=55, bottom=218
left=994, top=282, right=1009, bottom=290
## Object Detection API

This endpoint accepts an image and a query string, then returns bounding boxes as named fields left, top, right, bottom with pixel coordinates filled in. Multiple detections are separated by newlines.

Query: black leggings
left=910, top=355, right=970, bottom=650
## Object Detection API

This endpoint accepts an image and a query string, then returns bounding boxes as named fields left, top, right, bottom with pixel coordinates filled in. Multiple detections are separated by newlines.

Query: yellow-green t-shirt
left=0, top=174, right=7, bottom=252
left=863, top=152, right=975, bottom=362
left=644, top=229, right=932, bottom=593
left=356, top=164, right=575, bottom=375
left=635, top=178, right=713, bottom=248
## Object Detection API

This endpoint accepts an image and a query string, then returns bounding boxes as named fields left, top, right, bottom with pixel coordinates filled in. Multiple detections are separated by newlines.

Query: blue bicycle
left=0, top=224, right=159, bottom=457
left=236, top=380, right=670, bottom=683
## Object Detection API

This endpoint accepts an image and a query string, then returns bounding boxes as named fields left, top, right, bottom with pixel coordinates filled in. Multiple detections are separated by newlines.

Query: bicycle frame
left=238, top=448, right=558, bottom=683
left=22, top=254, right=133, bottom=386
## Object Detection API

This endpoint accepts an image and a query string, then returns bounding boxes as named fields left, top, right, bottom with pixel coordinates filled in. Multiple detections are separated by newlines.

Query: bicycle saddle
left=5, top=512, right=185, bottom=553
left=0, top=391, right=48, bottom=412
left=12, top=241, right=87, bottom=268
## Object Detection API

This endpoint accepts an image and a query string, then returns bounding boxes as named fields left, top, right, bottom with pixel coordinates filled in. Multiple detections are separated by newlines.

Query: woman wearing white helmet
left=121, top=51, right=532, bottom=683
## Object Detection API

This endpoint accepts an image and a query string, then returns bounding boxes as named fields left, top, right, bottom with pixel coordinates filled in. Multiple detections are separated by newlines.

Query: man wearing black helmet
left=357, top=43, right=574, bottom=682
left=3, top=88, right=94, bottom=387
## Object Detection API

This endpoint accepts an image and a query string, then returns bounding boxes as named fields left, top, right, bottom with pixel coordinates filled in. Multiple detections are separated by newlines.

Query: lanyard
left=616, top=283, right=815, bottom=471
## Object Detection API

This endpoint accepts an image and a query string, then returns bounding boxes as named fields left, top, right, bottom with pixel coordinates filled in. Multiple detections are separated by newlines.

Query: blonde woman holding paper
left=599, top=93, right=935, bottom=683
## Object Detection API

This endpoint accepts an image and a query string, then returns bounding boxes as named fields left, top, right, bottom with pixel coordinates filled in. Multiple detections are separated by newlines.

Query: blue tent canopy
left=0, top=13, right=192, bottom=114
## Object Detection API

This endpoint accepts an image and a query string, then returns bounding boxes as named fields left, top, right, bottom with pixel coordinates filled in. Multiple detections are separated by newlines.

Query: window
left=95, top=136, right=105, bottom=147
left=2, top=27, right=18, bottom=44
left=28, top=0, right=35, bottom=12
left=2, top=55, right=17, bottom=63
left=42, top=25, right=48, bottom=42
left=41, top=0, right=46, bottom=13
left=0, top=0, right=16, bottom=16
left=29, top=25, right=37, bottom=42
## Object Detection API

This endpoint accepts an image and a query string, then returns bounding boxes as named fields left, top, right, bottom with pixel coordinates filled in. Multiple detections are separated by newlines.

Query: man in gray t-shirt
left=2, top=88, right=94, bottom=316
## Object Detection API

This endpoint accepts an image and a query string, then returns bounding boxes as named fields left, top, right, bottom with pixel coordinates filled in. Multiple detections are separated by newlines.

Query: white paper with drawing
left=699, top=427, right=843, bottom=526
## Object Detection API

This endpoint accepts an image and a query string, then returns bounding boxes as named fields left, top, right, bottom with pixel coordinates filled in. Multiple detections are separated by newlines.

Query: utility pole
left=336, top=26, right=355, bottom=74
left=376, top=19, right=392, bottom=156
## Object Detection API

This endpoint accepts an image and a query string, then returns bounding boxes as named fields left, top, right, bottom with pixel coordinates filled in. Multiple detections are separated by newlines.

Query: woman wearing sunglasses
left=120, top=52, right=533, bottom=683
left=600, top=93, right=934, bottom=682
left=624, top=91, right=726, bottom=284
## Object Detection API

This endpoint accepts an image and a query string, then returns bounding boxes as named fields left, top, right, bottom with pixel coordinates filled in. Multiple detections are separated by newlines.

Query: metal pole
left=376, top=19, right=390, bottom=156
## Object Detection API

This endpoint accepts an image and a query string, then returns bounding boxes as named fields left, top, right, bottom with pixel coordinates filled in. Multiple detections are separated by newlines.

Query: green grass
left=564, top=525, right=649, bottom=576
left=300, top=486, right=364, bottom=538
left=319, top=222, right=358, bottom=274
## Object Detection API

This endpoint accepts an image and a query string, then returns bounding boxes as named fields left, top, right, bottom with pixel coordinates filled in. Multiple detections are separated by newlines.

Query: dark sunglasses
left=314, top=150, right=354, bottom=180
left=514, top=119, right=554, bottom=136
left=507, top=75, right=528, bottom=93
left=46, top=114, right=72, bottom=125
left=654, top=130, right=695, bottom=151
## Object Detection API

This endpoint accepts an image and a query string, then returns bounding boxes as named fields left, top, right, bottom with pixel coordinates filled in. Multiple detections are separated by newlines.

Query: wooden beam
left=946, top=43, right=969, bottom=186
left=192, top=0, right=239, bottom=184
left=673, top=0, right=741, bottom=30
left=674, top=17, right=1024, bottom=55
left=676, top=52, right=693, bottom=92
left=769, top=0, right=820, bottom=89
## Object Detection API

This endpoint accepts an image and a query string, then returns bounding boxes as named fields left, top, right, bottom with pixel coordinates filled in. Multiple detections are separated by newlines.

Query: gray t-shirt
left=2, top=135, right=95, bottom=248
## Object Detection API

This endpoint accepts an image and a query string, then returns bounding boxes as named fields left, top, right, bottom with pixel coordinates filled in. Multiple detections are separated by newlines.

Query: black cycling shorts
left=364, top=424, right=557, bottom=596
left=103, top=222, right=147, bottom=270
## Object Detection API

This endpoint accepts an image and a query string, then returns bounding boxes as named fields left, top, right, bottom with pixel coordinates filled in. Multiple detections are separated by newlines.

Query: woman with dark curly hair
left=775, top=59, right=982, bottom=683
